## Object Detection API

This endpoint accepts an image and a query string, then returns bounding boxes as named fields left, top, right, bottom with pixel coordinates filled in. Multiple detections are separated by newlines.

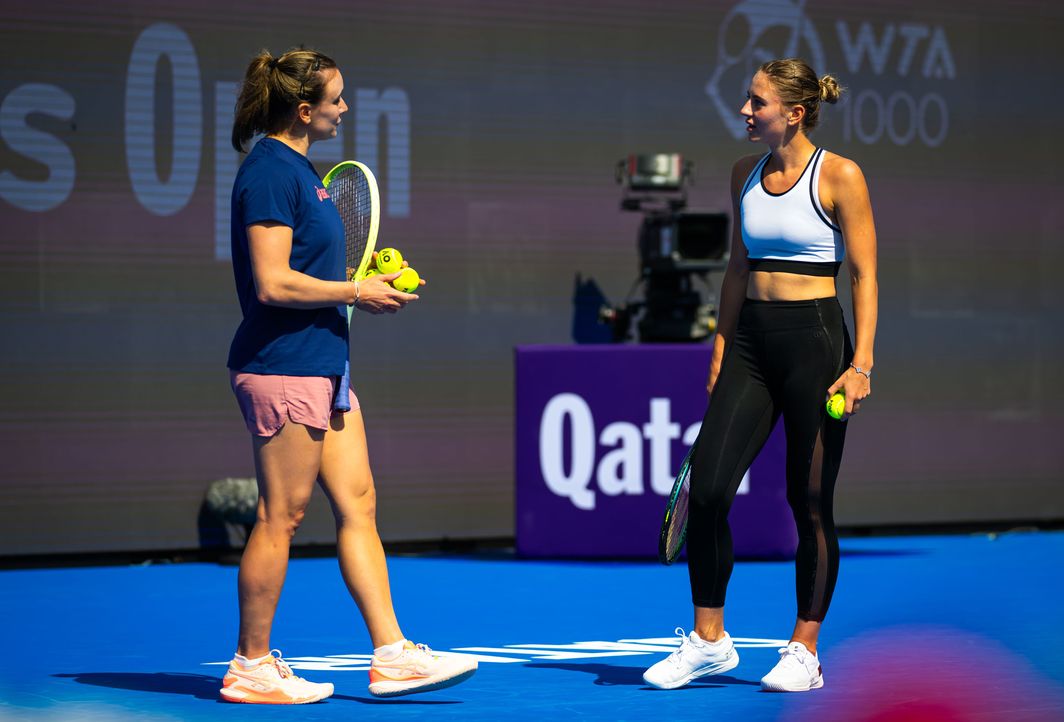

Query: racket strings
left=663, top=465, right=692, bottom=561
left=328, top=168, right=372, bottom=274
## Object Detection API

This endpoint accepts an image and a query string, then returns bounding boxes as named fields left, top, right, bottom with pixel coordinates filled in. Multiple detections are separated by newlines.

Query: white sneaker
left=219, top=650, right=334, bottom=704
left=760, top=641, right=824, bottom=692
left=368, top=641, right=478, bottom=697
left=642, top=628, right=740, bottom=690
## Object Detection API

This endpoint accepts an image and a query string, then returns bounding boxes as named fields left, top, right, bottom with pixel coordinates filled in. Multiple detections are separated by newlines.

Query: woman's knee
left=351, top=484, right=377, bottom=519
left=333, top=482, right=377, bottom=528
left=689, top=478, right=732, bottom=513
left=787, top=481, right=815, bottom=508
left=690, top=492, right=723, bottom=516
left=258, top=500, right=311, bottom=538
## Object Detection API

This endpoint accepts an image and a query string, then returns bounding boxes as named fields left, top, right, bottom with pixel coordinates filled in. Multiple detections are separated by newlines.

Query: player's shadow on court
left=54, top=672, right=229, bottom=701
left=54, top=672, right=461, bottom=705
left=334, top=694, right=460, bottom=705
left=524, top=663, right=758, bottom=688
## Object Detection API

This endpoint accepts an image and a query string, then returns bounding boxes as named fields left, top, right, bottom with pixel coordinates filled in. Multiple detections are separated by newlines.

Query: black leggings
left=686, top=297, right=851, bottom=622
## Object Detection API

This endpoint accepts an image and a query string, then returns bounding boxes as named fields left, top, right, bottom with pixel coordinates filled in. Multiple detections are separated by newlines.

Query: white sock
left=233, top=652, right=271, bottom=669
left=374, top=640, right=407, bottom=661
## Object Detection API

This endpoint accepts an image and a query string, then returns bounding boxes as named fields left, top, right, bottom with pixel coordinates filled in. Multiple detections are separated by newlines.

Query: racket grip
left=333, top=360, right=352, bottom=412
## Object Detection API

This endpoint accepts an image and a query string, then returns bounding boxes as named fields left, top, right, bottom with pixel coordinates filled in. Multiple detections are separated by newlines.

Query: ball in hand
left=392, top=267, right=421, bottom=293
left=826, top=391, right=846, bottom=420
left=362, top=267, right=382, bottom=280
left=376, top=248, right=403, bottom=274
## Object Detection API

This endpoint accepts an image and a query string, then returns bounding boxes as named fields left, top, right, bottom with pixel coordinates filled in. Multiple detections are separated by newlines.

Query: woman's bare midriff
left=746, top=271, right=837, bottom=302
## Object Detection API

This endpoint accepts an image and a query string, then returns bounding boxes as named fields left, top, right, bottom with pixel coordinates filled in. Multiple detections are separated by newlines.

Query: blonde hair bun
left=819, top=75, right=842, bottom=104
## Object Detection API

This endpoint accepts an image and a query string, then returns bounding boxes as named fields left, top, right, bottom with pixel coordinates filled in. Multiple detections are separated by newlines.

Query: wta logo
left=705, top=0, right=956, bottom=147
left=705, top=0, right=827, bottom=141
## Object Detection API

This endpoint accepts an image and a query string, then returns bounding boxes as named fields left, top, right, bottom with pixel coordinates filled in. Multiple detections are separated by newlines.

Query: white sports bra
left=739, top=148, right=843, bottom=277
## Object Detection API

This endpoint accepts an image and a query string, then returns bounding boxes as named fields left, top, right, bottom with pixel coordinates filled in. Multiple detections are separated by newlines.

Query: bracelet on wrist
left=849, top=363, right=871, bottom=379
left=353, top=280, right=361, bottom=304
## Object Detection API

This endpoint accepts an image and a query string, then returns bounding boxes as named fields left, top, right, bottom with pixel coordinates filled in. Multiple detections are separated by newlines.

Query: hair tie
left=267, top=58, right=279, bottom=70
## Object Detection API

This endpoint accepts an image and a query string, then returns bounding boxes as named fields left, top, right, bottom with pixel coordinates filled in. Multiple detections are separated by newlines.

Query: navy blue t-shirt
left=227, top=138, right=348, bottom=376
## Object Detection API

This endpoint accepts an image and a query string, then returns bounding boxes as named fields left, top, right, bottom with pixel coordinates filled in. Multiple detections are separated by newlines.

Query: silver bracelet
left=849, top=363, right=871, bottom=379
left=353, top=280, right=361, bottom=304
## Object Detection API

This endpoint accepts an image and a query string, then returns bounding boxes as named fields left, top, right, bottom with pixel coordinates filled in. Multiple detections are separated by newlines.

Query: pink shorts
left=230, top=371, right=360, bottom=437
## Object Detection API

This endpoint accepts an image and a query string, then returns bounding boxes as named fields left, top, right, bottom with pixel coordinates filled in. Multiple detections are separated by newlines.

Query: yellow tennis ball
left=826, top=391, right=846, bottom=420
left=392, top=267, right=420, bottom=293
left=362, top=267, right=382, bottom=280
left=376, top=248, right=403, bottom=274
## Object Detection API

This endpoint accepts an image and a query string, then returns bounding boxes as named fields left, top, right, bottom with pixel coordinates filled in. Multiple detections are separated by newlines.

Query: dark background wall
left=2, top=0, right=1061, bottom=555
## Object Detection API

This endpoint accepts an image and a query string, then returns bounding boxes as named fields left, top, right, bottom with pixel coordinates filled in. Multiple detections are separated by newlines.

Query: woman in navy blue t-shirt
left=220, top=48, right=476, bottom=704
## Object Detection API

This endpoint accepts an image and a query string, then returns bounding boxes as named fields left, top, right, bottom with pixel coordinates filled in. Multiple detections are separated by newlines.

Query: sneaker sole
left=368, top=666, right=477, bottom=698
left=643, top=651, right=741, bottom=690
left=760, top=674, right=824, bottom=693
left=219, top=685, right=334, bottom=705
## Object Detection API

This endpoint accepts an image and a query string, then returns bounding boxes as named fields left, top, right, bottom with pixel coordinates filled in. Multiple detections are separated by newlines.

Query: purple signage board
left=515, top=345, right=796, bottom=559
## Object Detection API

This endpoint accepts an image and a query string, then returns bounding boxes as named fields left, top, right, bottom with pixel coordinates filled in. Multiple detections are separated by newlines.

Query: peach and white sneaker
left=220, top=649, right=334, bottom=704
left=368, top=641, right=478, bottom=697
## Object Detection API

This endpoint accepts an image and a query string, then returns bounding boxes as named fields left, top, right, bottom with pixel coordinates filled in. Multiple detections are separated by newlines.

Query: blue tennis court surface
left=3, top=531, right=1063, bottom=721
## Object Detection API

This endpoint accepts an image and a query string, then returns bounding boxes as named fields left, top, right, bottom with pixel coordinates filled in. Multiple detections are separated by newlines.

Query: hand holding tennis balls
left=371, top=247, right=425, bottom=292
left=826, top=391, right=846, bottom=420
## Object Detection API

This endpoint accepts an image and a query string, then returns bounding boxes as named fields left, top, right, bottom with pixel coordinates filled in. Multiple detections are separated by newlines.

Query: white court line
left=203, top=635, right=791, bottom=671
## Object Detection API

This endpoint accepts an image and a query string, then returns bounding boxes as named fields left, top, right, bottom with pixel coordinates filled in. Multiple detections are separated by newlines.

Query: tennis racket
left=323, top=160, right=380, bottom=412
left=658, top=444, right=695, bottom=565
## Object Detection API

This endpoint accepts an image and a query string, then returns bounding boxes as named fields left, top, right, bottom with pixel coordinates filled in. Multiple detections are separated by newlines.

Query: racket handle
left=333, top=360, right=352, bottom=412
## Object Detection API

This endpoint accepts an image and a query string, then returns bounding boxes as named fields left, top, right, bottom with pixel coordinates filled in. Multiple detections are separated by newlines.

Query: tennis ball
left=376, top=248, right=403, bottom=274
left=826, top=391, right=846, bottom=420
left=392, top=267, right=420, bottom=293
left=362, top=267, right=382, bottom=280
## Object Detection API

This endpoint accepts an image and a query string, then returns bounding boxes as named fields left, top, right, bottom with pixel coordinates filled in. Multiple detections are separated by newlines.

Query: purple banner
left=515, top=345, right=796, bottom=559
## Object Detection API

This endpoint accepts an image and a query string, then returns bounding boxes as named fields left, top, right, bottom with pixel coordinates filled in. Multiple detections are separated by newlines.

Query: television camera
left=600, top=153, right=729, bottom=343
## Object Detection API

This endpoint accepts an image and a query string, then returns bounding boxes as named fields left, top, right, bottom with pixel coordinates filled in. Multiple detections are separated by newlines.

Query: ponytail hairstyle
left=231, top=47, right=338, bottom=152
left=758, top=58, right=843, bottom=131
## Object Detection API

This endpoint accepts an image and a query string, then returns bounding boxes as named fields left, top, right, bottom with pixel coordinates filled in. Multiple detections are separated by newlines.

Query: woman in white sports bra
left=643, top=58, right=879, bottom=693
